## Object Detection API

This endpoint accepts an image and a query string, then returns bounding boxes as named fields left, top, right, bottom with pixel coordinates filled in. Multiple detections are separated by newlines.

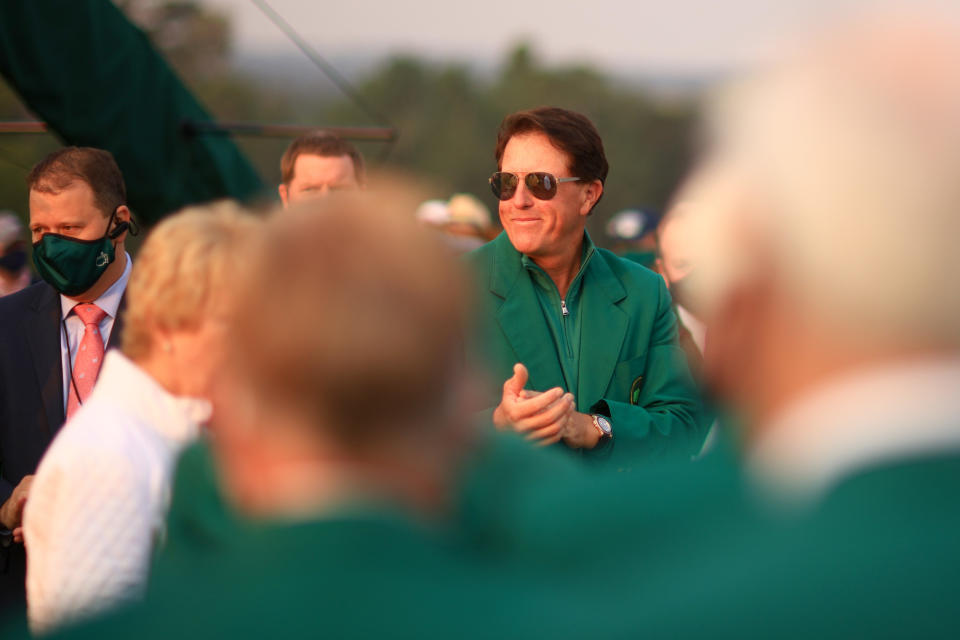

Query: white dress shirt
left=23, top=350, right=209, bottom=634
left=676, top=305, right=707, bottom=354
left=748, top=357, right=960, bottom=504
left=59, top=253, right=132, bottom=411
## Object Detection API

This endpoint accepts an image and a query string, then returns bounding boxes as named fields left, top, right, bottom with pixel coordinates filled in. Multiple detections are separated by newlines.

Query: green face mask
left=32, top=231, right=117, bottom=297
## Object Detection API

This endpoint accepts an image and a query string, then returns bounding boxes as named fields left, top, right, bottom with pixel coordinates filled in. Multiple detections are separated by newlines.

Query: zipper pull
left=561, top=299, right=569, bottom=316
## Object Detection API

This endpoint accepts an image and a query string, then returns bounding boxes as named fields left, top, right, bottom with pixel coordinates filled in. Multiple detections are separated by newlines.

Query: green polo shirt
left=521, top=235, right=596, bottom=396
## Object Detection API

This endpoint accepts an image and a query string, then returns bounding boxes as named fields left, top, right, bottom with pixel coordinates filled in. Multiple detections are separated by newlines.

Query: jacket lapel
left=106, top=293, right=126, bottom=351
left=576, top=252, right=628, bottom=408
left=24, top=284, right=65, bottom=439
left=489, top=234, right=566, bottom=393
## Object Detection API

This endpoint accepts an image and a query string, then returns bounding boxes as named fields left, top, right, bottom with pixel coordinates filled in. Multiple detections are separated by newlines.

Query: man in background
left=277, top=131, right=365, bottom=206
left=0, top=147, right=133, bottom=615
left=24, top=203, right=257, bottom=634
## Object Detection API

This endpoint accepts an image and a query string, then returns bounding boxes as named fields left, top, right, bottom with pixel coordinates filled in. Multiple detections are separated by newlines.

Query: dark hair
left=495, top=107, right=609, bottom=210
left=27, top=147, right=126, bottom=217
left=280, top=131, right=366, bottom=185
left=232, top=188, right=467, bottom=448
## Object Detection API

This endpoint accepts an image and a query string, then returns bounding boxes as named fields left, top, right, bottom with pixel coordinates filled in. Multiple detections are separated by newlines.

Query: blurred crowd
left=1, top=9, right=959, bottom=639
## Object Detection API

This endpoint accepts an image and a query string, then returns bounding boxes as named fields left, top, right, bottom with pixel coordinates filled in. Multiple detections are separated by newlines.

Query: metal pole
left=0, top=120, right=398, bottom=142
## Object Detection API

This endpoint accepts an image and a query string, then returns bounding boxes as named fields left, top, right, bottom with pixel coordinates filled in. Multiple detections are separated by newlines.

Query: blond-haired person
left=23, top=202, right=260, bottom=634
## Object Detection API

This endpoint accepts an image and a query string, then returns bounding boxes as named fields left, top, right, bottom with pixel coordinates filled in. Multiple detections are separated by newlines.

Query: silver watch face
left=596, top=416, right=612, bottom=435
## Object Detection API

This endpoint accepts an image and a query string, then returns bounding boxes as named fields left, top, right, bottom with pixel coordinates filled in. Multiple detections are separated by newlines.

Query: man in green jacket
left=465, top=107, right=706, bottom=466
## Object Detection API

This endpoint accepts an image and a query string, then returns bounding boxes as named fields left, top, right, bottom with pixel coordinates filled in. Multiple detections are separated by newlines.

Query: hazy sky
left=207, top=0, right=957, bottom=75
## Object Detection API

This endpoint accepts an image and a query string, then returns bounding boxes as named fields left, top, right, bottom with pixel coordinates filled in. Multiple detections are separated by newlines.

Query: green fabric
left=46, top=433, right=627, bottom=639
left=452, top=424, right=590, bottom=554
left=55, top=513, right=635, bottom=640
left=157, top=431, right=592, bottom=571
left=152, top=439, right=249, bottom=571
left=620, top=249, right=658, bottom=269
left=521, top=236, right=596, bottom=395
left=459, top=440, right=960, bottom=638
left=41, top=434, right=747, bottom=639
left=630, top=453, right=960, bottom=638
left=0, top=1, right=264, bottom=226
left=39, top=430, right=960, bottom=638
left=465, top=231, right=708, bottom=467
left=31, top=232, right=116, bottom=296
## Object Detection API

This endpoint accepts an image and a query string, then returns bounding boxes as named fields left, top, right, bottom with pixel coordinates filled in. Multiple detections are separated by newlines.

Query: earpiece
left=108, top=221, right=130, bottom=240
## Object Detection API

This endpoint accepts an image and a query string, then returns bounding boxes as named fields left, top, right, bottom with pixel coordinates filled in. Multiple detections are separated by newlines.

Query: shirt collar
left=748, top=356, right=960, bottom=503
left=61, top=251, right=132, bottom=320
left=521, top=232, right=596, bottom=280
left=93, top=350, right=209, bottom=444
left=676, top=305, right=707, bottom=352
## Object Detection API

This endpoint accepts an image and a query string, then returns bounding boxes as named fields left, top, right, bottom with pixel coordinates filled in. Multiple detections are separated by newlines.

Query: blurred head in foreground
left=213, top=183, right=475, bottom=520
left=123, top=201, right=261, bottom=401
left=682, top=14, right=960, bottom=445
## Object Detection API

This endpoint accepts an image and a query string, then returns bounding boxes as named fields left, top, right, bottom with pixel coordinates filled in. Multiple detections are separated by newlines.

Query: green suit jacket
left=625, top=451, right=960, bottom=638
left=464, top=232, right=707, bottom=465
left=31, top=438, right=958, bottom=639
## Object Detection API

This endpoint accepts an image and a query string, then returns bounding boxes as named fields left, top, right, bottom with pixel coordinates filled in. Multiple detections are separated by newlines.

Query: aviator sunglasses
left=488, top=171, right=583, bottom=201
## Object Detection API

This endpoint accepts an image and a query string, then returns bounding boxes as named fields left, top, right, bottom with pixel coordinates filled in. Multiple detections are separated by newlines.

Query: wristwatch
left=591, top=414, right=613, bottom=442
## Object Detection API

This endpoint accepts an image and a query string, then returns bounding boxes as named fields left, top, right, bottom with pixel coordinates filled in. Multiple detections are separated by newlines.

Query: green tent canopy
left=0, top=0, right=265, bottom=226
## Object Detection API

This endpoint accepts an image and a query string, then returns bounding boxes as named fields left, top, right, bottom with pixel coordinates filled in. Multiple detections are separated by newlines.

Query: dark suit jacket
left=0, top=281, right=124, bottom=615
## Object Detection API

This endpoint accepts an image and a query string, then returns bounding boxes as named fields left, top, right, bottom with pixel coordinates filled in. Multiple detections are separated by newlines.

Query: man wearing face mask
left=0, top=147, right=133, bottom=615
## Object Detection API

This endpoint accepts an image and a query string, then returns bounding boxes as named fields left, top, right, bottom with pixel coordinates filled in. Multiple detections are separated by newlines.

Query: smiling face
left=279, top=154, right=359, bottom=207
left=498, top=132, right=601, bottom=264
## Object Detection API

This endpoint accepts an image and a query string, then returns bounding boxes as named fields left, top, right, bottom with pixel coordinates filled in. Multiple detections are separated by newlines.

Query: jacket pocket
left=612, top=353, right=648, bottom=405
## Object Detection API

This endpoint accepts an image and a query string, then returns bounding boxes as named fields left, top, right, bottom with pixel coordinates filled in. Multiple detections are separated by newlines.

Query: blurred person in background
left=606, top=208, right=662, bottom=269
left=633, top=12, right=960, bottom=635
left=0, top=212, right=32, bottom=296
left=277, top=131, right=365, bottom=206
left=414, top=198, right=450, bottom=226
left=466, top=106, right=705, bottom=466
left=0, top=147, right=133, bottom=615
left=416, top=193, right=497, bottom=254
left=655, top=203, right=707, bottom=376
left=23, top=202, right=260, bottom=634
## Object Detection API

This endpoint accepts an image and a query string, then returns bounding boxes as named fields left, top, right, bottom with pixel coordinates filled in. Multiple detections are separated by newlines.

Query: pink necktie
left=66, top=303, right=107, bottom=419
